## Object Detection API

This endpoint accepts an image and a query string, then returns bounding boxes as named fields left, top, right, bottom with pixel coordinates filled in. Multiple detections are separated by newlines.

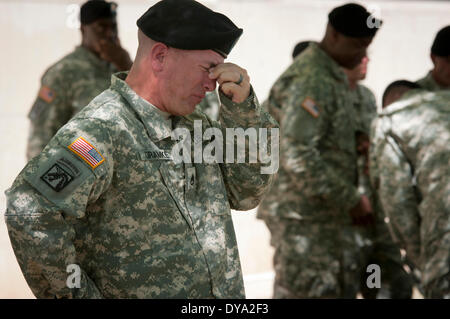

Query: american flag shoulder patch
left=68, top=137, right=105, bottom=169
left=301, top=97, right=320, bottom=118
left=38, top=86, right=56, bottom=103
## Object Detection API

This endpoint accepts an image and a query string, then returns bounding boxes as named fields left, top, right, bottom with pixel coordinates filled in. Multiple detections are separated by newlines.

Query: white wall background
left=0, top=0, right=449, bottom=298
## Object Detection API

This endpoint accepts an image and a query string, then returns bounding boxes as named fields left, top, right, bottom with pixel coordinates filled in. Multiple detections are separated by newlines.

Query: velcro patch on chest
left=301, top=97, right=320, bottom=118
left=68, top=137, right=105, bottom=169
left=38, top=85, right=56, bottom=103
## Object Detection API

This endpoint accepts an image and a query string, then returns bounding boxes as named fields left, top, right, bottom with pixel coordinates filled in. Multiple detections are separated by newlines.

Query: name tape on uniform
left=68, top=137, right=105, bottom=169
left=141, top=150, right=173, bottom=161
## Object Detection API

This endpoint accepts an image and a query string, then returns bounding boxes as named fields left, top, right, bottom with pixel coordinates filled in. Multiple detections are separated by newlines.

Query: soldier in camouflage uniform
left=259, top=41, right=311, bottom=250
left=416, top=25, right=450, bottom=91
left=27, top=0, right=132, bottom=160
left=5, top=0, right=277, bottom=298
left=370, top=89, right=450, bottom=298
left=344, top=59, right=413, bottom=299
left=256, top=3, right=381, bottom=298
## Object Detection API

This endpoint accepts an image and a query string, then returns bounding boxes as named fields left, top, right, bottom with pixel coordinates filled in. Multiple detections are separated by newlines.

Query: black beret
left=328, top=3, right=382, bottom=38
left=80, top=0, right=117, bottom=25
left=431, top=25, right=450, bottom=57
left=137, top=0, right=243, bottom=58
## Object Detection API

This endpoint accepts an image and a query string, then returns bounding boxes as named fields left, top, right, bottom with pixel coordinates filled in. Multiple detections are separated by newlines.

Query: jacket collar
left=75, top=45, right=116, bottom=72
left=309, top=42, right=349, bottom=84
left=111, top=72, right=173, bottom=141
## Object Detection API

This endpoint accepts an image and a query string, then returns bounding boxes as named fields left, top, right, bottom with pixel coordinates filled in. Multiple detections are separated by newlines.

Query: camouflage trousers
left=356, top=215, right=413, bottom=299
left=266, top=218, right=362, bottom=298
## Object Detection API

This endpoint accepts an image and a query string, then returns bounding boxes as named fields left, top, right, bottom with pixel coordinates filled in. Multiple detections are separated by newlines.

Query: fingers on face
left=220, top=82, right=240, bottom=96
left=209, top=62, right=236, bottom=78
left=214, top=71, right=238, bottom=85
left=215, top=71, right=250, bottom=86
left=209, top=63, right=249, bottom=84
left=208, top=63, right=250, bottom=103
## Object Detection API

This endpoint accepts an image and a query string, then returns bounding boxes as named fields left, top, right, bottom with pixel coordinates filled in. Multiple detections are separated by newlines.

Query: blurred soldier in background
left=370, top=88, right=450, bottom=298
left=26, top=0, right=132, bottom=160
left=416, top=25, right=450, bottom=90
left=257, top=3, right=381, bottom=298
left=344, top=59, right=413, bottom=299
left=380, top=79, right=437, bottom=297
left=259, top=40, right=311, bottom=251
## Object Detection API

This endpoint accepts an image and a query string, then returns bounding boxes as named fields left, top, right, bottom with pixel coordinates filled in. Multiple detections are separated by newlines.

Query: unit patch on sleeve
left=68, top=137, right=105, bottom=169
left=38, top=86, right=56, bottom=103
left=301, top=97, right=320, bottom=118
left=40, top=163, right=74, bottom=192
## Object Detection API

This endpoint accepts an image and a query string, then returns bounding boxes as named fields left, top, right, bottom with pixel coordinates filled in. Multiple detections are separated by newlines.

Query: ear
left=329, top=26, right=340, bottom=44
left=150, top=42, right=169, bottom=72
left=430, top=53, right=437, bottom=66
